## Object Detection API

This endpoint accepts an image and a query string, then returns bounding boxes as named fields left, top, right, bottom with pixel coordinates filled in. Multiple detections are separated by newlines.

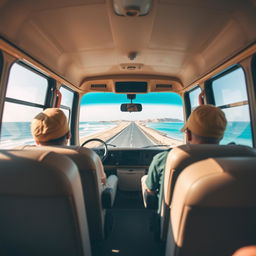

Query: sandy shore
left=80, top=121, right=130, bottom=147
left=80, top=121, right=183, bottom=148
left=136, top=121, right=183, bottom=147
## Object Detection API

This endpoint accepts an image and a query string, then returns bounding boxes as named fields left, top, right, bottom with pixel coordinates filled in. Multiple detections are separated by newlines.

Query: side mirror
left=120, top=103, right=142, bottom=112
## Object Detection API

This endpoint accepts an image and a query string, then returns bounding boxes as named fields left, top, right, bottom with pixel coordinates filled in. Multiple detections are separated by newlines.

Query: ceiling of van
left=0, top=0, right=255, bottom=89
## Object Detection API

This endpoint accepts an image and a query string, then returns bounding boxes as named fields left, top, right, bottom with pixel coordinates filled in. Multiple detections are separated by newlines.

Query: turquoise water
left=147, top=122, right=184, bottom=141
left=79, top=121, right=117, bottom=138
left=221, top=121, right=252, bottom=146
left=147, top=121, right=253, bottom=147
left=0, top=121, right=253, bottom=148
left=0, top=122, right=34, bottom=148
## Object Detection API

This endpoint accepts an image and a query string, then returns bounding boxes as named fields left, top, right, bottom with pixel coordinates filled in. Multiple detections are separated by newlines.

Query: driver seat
left=19, top=145, right=118, bottom=242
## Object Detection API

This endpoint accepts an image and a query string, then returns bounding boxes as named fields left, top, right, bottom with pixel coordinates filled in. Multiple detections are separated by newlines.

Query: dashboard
left=93, top=147, right=171, bottom=191
left=103, top=148, right=168, bottom=169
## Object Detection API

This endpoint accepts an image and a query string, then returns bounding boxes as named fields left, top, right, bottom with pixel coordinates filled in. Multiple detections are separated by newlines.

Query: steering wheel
left=80, top=138, right=108, bottom=162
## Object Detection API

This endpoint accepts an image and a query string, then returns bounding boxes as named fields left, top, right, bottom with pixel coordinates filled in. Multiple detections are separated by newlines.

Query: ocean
left=0, top=122, right=35, bottom=148
left=146, top=121, right=252, bottom=146
left=0, top=121, right=253, bottom=148
left=79, top=121, right=117, bottom=138
left=146, top=122, right=184, bottom=141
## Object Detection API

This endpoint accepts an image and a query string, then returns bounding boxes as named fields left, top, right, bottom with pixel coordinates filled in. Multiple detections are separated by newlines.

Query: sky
left=80, top=92, right=184, bottom=122
left=80, top=92, right=182, bottom=105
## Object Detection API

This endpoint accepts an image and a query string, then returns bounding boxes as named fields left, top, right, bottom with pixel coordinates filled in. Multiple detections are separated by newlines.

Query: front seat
left=20, top=145, right=118, bottom=242
left=165, top=157, right=256, bottom=256
left=0, top=150, right=91, bottom=256
left=160, top=144, right=256, bottom=240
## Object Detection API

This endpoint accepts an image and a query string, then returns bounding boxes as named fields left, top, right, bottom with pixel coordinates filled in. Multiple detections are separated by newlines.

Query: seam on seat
left=37, top=150, right=55, bottom=162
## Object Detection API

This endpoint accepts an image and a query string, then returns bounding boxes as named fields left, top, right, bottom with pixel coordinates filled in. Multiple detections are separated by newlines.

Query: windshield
left=79, top=92, right=184, bottom=149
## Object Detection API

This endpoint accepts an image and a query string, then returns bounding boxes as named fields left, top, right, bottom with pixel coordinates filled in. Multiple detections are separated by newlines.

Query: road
left=107, top=122, right=156, bottom=148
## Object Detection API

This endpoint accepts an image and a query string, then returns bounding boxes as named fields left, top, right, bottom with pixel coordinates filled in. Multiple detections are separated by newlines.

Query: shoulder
left=150, top=150, right=170, bottom=169
left=153, top=150, right=170, bottom=161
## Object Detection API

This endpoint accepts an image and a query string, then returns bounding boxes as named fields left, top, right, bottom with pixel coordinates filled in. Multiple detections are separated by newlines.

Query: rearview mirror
left=120, top=103, right=142, bottom=112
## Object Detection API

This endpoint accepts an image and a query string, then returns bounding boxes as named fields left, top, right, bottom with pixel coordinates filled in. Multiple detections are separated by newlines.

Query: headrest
left=0, top=149, right=91, bottom=256
left=18, top=145, right=102, bottom=170
left=0, top=149, right=80, bottom=196
left=173, top=157, right=256, bottom=208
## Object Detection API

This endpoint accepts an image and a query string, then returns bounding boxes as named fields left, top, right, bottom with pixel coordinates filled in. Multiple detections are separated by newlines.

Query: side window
left=252, top=54, right=256, bottom=93
left=188, top=86, right=201, bottom=111
left=0, top=51, right=3, bottom=80
left=208, top=67, right=252, bottom=146
left=0, top=63, right=49, bottom=148
left=185, top=86, right=201, bottom=117
left=59, top=86, right=74, bottom=124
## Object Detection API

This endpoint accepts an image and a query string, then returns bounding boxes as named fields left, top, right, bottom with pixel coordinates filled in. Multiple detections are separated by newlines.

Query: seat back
left=160, top=144, right=256, bottom=240
left=0, top=150, right=91, bottom=256
left=166, top=157, right=256, bottom=256
left=20, top=145, right=106, bottom=241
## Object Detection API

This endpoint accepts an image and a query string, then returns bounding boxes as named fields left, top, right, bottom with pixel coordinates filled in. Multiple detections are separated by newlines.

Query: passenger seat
left=19, top=145, right=118, bottom=242
left=160, top=144, right=256, bottom=241
left=165, top=157, right=256, bottom=256
left=0, top=150, right=91, bottom=256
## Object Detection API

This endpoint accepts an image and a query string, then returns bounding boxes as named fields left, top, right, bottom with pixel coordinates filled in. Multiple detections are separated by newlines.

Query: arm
left=101, top=170, right=107, bottom=185
left=145, top=151, right=169, bottom=192
left=199, top=90, right=205, bottom=105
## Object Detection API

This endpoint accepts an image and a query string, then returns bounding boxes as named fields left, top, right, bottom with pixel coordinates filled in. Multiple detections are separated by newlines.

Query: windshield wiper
left=142, top=144, right=171, bottom=149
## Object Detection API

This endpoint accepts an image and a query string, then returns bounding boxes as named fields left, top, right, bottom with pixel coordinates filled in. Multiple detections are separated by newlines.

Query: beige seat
left=0, top=150, right=91, bottom=256
left=165, top=157, right=256, bottom=256
left=20, top=145, right=117, bottom=242
left=160, top=144, right=256, bottom=240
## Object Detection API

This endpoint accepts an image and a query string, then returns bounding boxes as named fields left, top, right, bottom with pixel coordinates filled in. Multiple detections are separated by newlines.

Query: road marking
left=108, top=124, right=130, bottom=143
left=130, top=123, right=134, bottom=147
left=136, top=123, right=156, bottom=146
left=108, top=122, right=156, bottom=147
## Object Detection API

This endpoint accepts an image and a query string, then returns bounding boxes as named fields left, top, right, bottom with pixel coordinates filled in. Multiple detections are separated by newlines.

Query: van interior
left=0, top=0, right=256, bottom=256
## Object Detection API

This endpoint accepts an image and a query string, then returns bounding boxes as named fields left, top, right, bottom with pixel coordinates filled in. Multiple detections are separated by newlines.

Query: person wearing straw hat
left=31, top=108, right=108, bottom=184
left=31, top=108, right=71, bottom=146
left=141, top=104, right=227, bottom=211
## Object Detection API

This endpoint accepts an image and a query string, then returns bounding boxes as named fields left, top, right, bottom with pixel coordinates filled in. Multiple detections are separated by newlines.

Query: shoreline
left=136, top=122, right=183, bottom=147
left=80, top=121, right=130, bottom=147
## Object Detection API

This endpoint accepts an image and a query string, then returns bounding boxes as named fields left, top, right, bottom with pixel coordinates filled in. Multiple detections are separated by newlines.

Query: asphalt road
left=107, top=122, right=155, bottom=148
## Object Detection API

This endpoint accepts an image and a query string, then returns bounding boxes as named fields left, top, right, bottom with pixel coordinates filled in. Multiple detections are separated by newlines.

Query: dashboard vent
left=156, top=84, right=172, bottom=89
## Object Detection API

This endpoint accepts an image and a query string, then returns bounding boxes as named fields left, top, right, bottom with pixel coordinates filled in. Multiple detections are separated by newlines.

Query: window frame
left=78, top=91, right=184, bottom=146
left=249, top=54, right=256, bottom=146
left=0, top=51, right=3, bottom=80
left=5, top=61, right=55, bottom=110
left=0, top=61, right=55, bottom=148
left=59, top=84, right=78, bottom=145
left=184, top=85, right=201, bottom=118
left=205, top=65, right=249, bottom=109
left=59, top=85, right=75, bottom=121
left=252, top=54, right=256, bottom=94
left=205, top=64, right=253, bottom=146
left=0, top=51, right=3, bottom=135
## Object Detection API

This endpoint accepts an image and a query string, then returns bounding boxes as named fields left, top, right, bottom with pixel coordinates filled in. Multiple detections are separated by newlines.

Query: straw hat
left=31, top=108, right=69, bottom=142
left=181, top=105, right=227, bottom=138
